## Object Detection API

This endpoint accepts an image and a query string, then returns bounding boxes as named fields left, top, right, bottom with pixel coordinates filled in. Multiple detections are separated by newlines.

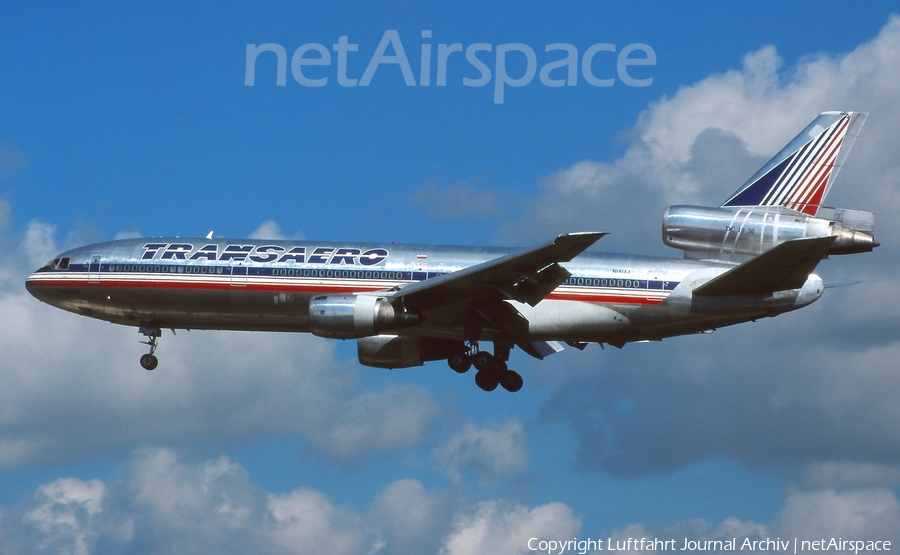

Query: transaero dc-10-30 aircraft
left=27, top=112, right=878, bottom=392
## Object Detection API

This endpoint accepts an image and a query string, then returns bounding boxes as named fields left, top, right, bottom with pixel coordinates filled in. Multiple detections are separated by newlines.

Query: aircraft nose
left=25, top=263, right=64, bottom=306
left=25, top=271, right=48, bottom=301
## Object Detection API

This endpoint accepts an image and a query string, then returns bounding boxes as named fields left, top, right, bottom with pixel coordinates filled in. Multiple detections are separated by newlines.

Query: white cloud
left=501, top=15, right=900, bottom=252
left=0, top=448, right=574, bottom=555
left=248, top=220, right=306, bottom=240
left=3, top=448, right=898, bottom=555
left=0, top=218, right=439, bottom=469
left=312, top=385, right=441, bottom=458
left=113, top=230, right=142, bottom=240
left=267, top=488, right=374, bottom=555
left=249, top=220, right=287, bottom=239
left=128, top=448, right=255, bottom=536
left=595, top=488, right=900, bottom=554
left=440, top=500, right=581, bottom=555
left=540, top=322, right=900, bottom=475
left=22, top=220, right=59, bottom=270
left=434, top=420, right=529, bottom=483
left=532, top=15, right=900, bottom=477
left=24, top=478, right=106, bottom=555
left=780, top=488, right=900, bottom=539
left=369, top=479, right=456, bottom=555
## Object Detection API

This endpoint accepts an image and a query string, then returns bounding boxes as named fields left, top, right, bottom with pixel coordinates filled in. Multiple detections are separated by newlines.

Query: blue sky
left=2, top=2, right=900, bottom=553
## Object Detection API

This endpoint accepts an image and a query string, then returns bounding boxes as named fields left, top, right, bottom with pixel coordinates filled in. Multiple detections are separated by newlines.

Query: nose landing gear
left=139, top=326, right=161, bottom=370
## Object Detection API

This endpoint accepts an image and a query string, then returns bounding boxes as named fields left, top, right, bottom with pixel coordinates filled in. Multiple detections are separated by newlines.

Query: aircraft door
left=88, top=255, right=101, bottom=283
left=230, top=259, right=248, bottom=287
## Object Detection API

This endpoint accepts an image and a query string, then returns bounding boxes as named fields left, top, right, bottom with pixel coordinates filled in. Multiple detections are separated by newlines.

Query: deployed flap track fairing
left=26, top=111, right=877, bottom=393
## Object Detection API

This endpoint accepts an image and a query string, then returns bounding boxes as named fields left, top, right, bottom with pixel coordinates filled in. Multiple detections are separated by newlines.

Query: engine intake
left=309, top=294, right=420, bottom=339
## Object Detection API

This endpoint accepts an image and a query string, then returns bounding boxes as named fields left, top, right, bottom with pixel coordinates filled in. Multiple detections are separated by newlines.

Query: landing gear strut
left=139, top=326, right=161, bottom=370
left=446, top=342, right=523, bottom=393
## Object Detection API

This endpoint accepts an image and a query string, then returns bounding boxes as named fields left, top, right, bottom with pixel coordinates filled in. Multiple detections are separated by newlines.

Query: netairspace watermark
left=527, top=537, right=892, bottom=555
left=244, top=29, right=656, bottom=104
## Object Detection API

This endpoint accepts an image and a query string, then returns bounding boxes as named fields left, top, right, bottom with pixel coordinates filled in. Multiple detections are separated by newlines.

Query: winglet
left=694, top=236, right=836, bottom=297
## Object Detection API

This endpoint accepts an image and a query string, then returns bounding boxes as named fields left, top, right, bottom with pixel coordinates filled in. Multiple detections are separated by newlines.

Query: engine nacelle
left=357, top=334, right=459, bottom=369
left=663, top=205, right=877, bottom=259
left=308, top=294, right=419, bottom=339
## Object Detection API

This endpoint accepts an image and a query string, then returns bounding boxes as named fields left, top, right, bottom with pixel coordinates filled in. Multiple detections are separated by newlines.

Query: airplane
left=26, top=111, right=878, bottom=392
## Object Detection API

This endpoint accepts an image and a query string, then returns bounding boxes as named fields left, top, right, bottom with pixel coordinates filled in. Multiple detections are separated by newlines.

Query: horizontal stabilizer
left=824, top=280, right=861, bottom=289
left=693, top=236, right=836, bottom=297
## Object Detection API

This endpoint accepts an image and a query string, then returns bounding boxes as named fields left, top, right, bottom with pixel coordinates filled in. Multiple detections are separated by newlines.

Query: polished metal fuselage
left=25, top=237, right=823, bottom=345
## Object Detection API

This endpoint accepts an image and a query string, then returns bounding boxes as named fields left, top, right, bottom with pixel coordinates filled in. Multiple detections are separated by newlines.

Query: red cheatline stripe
left=28, top=277, right=670, bottom=306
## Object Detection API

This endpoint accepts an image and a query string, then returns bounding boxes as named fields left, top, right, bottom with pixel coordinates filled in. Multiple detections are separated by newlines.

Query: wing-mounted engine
left=662, top=205, right=877, bottom=261
left=308, top=294, right=420, bottom=339
left=357, top=334, right=460, bottom=369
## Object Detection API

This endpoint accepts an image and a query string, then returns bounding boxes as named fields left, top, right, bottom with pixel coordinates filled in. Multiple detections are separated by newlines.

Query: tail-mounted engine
left=662, top=205, right=877, bottom=260
left=309, top=294, right=420, bottom=339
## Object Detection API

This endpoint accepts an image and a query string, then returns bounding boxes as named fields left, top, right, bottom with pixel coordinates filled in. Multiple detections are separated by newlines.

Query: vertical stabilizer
left=722, top=111, right=867, bottom=216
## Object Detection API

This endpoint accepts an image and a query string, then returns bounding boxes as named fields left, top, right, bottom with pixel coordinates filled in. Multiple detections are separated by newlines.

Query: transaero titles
left=141, top=242, right=389, bottom=266
left=527, top=537, right=891, bottom=555
left=244, top=30, right=656, bottom=103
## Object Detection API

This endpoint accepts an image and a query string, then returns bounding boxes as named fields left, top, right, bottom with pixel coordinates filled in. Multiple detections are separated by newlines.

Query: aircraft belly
left=35, top=284, right=315, bottom=332
left=513, top=300, right=631, bottom=341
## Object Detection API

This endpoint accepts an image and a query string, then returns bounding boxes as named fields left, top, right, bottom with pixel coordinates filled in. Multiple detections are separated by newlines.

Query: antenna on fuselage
left=206, top=231, right=214, bottom=239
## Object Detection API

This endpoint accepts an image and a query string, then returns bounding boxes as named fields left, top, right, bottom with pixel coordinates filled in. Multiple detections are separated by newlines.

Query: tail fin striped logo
left=722, top=112, right=857, bottom=216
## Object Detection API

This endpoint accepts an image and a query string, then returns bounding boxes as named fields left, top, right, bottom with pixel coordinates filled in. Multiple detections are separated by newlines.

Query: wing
left=388, top=232, right=607, bottom=358
left=693, top=235, right=836, bottom=297
left=393, top=232, right=606, bottom=309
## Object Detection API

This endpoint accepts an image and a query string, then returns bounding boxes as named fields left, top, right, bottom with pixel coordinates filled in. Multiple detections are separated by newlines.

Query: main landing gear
left=139, top=326, right=161, bottom=370
left=447, top=342, right=523, bottom=393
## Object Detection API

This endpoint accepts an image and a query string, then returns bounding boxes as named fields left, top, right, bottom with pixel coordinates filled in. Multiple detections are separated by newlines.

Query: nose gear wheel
left=139, top=326, right=161, bottom=370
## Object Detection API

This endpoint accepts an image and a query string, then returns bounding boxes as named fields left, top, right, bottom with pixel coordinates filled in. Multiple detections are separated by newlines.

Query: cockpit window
left=41, top=257, right=70, bottom=271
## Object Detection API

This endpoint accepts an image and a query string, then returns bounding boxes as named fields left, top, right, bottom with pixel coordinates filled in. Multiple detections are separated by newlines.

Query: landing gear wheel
left=474, top=369, right=499, bottom=391
left=140, top=353, right=158, bottom=371
left=138, top=326, right=162, bottom=371
left=448, top=353, right=471, bottom=373
left=473, top=351, right=496, bottom=372
left=500, top=370, right=523, bottom=393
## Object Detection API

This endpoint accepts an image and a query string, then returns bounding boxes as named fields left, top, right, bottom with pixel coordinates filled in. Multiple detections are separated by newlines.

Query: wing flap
left=693, top=236, right=836, bottom=297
